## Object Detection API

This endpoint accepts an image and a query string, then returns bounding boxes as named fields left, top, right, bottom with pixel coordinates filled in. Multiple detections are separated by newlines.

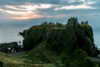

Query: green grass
left=0, top=52, right=56, bottom=67
left=43, top=64, right=55, bottom=67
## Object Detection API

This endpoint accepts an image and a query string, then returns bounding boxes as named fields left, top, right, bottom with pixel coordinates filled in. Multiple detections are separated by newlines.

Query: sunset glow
left=11, top=14, right=44, bottom=20
left=0, top=3, right=54, bottom=20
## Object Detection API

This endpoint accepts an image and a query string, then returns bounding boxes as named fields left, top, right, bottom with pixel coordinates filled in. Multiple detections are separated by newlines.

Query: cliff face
left=19, top=17, right=100, bottom=67
left=0, top=17, right=99, bottom=67
left=21, top=17, right=98, bottom=57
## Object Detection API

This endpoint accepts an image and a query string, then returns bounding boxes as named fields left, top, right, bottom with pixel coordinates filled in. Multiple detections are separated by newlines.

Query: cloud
left=4, top=3, right=54, bottom=12
left=87, top=1, right=96, bottom=5
left=0, top=0, right=60, bottom=6
left=0, top=3, right=55, bottom=20
left=67, top=0, right=85, bottom=3
left=0, top=0, right=99, bottom=20
left=55, top=1, right=96, bottom=11
left=55, top=4, right=95, bottom=11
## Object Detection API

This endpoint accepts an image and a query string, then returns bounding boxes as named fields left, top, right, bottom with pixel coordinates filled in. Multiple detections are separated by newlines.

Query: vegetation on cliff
left=0, top=17, right=99, bottom=67
left=20, top=17, right=99, bottom=67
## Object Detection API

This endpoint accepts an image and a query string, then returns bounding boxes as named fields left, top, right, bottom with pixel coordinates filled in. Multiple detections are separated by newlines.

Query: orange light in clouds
left=11, top=14, right=44, bottom=20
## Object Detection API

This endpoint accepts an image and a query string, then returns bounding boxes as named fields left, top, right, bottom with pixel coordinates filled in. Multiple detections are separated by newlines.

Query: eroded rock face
left=20, top=17, right=98, bottom=57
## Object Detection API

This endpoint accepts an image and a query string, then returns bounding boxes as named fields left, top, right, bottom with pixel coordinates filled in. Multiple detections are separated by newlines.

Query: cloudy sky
left=0, top=0, right=100, bottom=47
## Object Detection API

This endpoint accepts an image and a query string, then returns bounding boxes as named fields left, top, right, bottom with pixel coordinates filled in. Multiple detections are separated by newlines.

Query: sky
left=0, top=0, right=100, bottom=47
